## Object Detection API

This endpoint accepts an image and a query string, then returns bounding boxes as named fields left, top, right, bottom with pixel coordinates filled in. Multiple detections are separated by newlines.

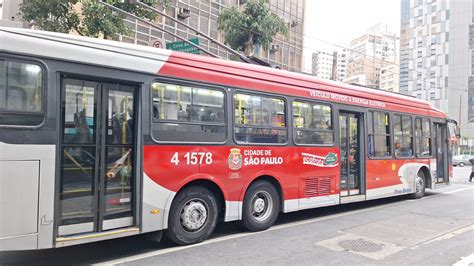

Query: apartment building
left=400, top=0, right=473, bottom=151
left=346, top=23, right=399, bottom=90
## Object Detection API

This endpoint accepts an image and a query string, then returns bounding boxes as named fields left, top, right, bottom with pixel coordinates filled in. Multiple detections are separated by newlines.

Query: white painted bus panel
left=0, top=161, right=40, bottom=238
left=0, top=143, right=55, bottom=251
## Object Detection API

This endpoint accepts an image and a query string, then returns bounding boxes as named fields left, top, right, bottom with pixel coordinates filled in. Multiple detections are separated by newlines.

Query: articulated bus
left=0, top=28, right=459, bottom=250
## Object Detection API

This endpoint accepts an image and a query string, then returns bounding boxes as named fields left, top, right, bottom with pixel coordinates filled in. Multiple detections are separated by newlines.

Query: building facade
left=334, top=49, right=348, bottom=82
left=0, top=0, right=23, bottom=28
left=311, top=48, right=347, bottom=81
left=120, top=0, right=304, bottom=72
left=346, top=24, right=399, bottom=90
left=1, top=0, right=304, bottom=72
left=449, top=0, right=474, bottom=152
left=400, top=0, right=473, bottom=152
left=380, top=59, right=400, bottom=92
left=311, top=51, right=334, bottom=80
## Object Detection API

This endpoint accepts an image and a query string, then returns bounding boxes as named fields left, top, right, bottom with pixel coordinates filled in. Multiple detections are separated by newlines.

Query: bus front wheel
left=411, top=171, right=426, bottom=199
left=241, top=180, right=280, bottom=232
left=166, top=186, right=218, bottom=245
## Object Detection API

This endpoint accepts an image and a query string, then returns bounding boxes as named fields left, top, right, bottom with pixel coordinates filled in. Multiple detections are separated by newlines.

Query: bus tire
left=411, top=171, right=426, bottom=199
left=166, top=186, right=218, bottom=245
left=241, top=180, right=280, bottom=232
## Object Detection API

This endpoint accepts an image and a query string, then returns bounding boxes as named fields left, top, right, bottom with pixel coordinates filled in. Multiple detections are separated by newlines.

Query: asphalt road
left=1, top=167, right=473, bottom=265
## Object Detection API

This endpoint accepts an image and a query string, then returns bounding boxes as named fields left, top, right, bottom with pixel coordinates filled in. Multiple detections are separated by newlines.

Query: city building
left=380, top=59, right=400, bottom=92
left=400, top=0, right=473, bottom=152
left=333, top=48, right=348, bottom=81
left=0, top=0, right=304, bottom=72
left=0, top=0, right=23, bottom=28
left=120, top=0, right=304, bottom=72
left=311, top=51, right=334, bottom=80
left=346, top=23, right=399, bottom=90
left=343, top=74, right=367, bottom=87
left=311, top=48, right=348, bottom=81
left=450, top=0, right=474, bottom=153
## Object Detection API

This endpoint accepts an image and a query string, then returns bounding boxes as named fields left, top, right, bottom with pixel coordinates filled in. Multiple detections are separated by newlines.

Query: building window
left=234, top=93, right=287, bottom=144
left=430, top=92, right=436, bottom=99
left=415, top=118, right=432, bottom=157
left=432, top=5, right=437, bottom=12
left=292, top=101, right=333, bottom=145
left=394, top=114, right=413, bottom=157
left=152, top=81, right=226, bottom=142
left=368, top=111, right=391, bottom=158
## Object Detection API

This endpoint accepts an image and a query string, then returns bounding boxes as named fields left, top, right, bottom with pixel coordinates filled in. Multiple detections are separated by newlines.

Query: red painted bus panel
left=144, top=145, right=340, bottom=201
left=158, top=51, right=446, bottom=119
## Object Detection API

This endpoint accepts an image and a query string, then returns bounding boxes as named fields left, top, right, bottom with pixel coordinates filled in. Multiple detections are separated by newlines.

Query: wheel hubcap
left=416, top=175, right=424, bottom=193
left=251, top=191, right=273, bottom=222
left=254, top=198, right=265, bottom=213
left=180, top=200, right=208, bottom=232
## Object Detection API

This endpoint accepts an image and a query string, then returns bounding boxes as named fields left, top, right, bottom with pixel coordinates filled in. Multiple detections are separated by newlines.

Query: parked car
left=453, top=155, right=474, bottom=167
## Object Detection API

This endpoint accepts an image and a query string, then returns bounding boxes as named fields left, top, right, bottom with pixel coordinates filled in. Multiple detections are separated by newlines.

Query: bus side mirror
left=447, top=119, right=461, bottom=139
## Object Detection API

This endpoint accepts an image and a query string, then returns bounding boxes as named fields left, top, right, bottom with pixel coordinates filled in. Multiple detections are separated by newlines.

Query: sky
left=302, top=0, right=401, bottom=72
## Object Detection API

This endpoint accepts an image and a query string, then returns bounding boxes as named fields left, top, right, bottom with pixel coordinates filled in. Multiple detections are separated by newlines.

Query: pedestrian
left=470, top=157, right=474, bottom=182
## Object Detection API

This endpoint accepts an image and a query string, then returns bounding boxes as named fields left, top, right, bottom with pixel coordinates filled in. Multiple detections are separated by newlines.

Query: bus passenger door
left=59, top=77, right=137, bottom=236
left=434, top=123, right=448, bottom=183
left=339, top=111, right=365, bottom=200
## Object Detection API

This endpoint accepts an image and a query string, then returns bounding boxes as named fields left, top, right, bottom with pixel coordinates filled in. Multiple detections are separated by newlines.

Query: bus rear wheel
left=411, top=171, right=426, bottom=199
left=241, top=180, right=280, bottom=232
left=166, top=186, right=218, bottom=245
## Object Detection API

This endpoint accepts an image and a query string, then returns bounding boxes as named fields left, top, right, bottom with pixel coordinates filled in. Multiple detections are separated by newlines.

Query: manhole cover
left=338, top=239, right=383, bottom=253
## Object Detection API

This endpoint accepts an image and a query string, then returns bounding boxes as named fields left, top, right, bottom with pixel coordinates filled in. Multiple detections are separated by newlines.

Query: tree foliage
left=217, top=0, right=288, bottom=55
left=19, top=0, right=164, bottom=40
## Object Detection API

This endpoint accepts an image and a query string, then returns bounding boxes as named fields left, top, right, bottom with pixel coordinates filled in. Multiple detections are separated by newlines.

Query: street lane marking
left=96, top=186, right=474, bottom=265
left=410, top=224, right=474, bottom=249
left=439, top=187, right=474, bottom=195
left=453, top=253, right=474, bottom=266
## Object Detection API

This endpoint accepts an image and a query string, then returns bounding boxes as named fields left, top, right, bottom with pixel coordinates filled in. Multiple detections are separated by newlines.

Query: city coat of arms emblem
left=228, top=148, right=242, bottom=170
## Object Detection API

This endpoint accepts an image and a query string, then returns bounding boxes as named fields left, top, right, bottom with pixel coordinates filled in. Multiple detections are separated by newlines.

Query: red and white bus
left=0, top=27, right=459, bottom=250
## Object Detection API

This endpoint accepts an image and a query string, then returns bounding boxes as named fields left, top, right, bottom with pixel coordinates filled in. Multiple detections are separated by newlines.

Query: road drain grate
left=338, top=239, right=383, bottom=253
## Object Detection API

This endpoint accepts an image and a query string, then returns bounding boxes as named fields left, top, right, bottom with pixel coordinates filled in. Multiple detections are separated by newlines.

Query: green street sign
left=166, top=38, right=200, bottom=54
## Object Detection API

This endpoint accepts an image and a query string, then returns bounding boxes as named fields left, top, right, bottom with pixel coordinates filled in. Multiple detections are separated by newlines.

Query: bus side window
left=6, top=86, right=27, bottom=110
left=368, top=111, right=391, bottom=158
left=416, top=118, right=432, bottom=157
left=151, top=81, right=226, bottom=143
left=233, top=93, right=287, bottom=144
left=394, top=114, right=414, bottom=157
left=0, top=59, right=44, bottom=126
left=292, top=101, right=333, bottom=145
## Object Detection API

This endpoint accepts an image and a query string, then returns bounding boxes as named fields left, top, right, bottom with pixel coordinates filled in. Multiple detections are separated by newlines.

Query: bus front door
left=339, top=112, right=365, bottom=198
left=434, top=123, right=449, bottom=183
left=58, top=77, right=137, bottom=236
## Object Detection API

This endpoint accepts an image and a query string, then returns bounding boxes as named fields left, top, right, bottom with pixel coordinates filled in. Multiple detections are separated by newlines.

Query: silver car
left=453, top=155, right=474, bottom=167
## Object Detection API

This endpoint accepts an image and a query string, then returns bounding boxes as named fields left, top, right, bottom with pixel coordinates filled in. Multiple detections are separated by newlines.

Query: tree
left=19, top=0, right=164, bottom=40
left=217, top=0, right=288, bottom=56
